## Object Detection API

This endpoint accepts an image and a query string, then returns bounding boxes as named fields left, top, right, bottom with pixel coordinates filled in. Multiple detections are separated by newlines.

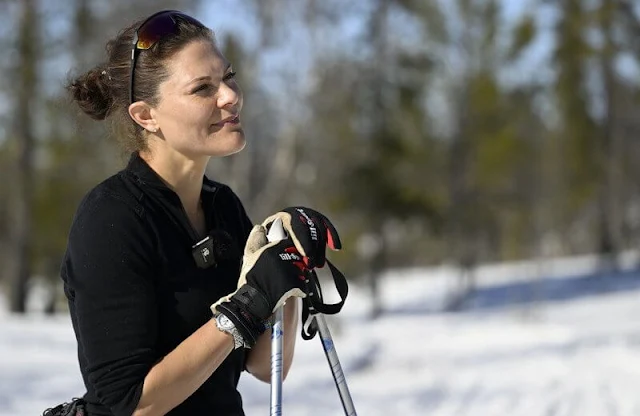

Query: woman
left=48, top=9, right=342, bottom=416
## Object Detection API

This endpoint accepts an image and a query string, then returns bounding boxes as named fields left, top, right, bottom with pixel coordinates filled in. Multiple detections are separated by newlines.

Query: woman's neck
left=139, top=148, right=209, bottom=216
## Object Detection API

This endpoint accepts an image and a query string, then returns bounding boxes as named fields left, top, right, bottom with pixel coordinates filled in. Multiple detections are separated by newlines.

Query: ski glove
left=211, top=224, right=308, bottom=348
left=262, top=207, right=350, bottom=341
left=262, top=207, right=342, bottom=269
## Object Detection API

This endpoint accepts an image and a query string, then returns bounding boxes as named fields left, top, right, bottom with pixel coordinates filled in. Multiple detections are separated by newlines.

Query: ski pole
left=266, top=218, right=287, bottom=416
left=267, top=218, right=357, bottom=415
left=313, top=315, right=358, bottom=416
left=270, top=307, right=284, bottom=416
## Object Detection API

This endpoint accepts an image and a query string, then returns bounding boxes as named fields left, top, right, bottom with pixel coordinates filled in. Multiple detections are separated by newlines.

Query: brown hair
left=67, top=12, right=214, bottom=153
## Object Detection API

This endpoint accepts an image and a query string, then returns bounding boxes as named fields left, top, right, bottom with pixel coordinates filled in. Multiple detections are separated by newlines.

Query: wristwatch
left=215, top=313, right=246, bottom=350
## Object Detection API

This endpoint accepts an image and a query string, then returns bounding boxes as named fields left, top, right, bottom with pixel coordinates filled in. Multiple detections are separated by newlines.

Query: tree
left=297, top=0, right=444, bottom=317
left=7, top=0, right=39, bottom=313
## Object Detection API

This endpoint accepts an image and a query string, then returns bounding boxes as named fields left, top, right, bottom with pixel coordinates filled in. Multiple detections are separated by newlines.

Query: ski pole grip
left=267, top=217, right=287, bottom=242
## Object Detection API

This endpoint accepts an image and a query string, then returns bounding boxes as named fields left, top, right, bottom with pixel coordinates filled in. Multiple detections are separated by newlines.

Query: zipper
left=178, top=202, right=202, bottom=242
left=178, top=185, right=220, bottom=242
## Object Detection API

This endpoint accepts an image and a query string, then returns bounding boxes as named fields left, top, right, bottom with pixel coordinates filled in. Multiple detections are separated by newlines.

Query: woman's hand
left=211, top=224, right=309, bottom=347
left=261, top=207, right=342, bottom=268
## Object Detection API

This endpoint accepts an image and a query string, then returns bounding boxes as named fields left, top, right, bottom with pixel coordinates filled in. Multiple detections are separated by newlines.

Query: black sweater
left=61, top=153, right=253, bottom=416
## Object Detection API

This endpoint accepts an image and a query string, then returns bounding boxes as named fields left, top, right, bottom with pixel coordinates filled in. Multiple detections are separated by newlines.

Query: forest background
left=2, top=0, right=640, bottom=318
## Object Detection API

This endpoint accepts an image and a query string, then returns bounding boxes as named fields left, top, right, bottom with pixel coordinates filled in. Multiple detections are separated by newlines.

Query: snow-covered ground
left=3, top=253, right=640, bottom=415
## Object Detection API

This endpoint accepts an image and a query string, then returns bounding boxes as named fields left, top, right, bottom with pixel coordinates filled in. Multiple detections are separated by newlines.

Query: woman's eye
left=224, top=71, right=237, bottom=81
left=193, top=84, right=211, bottom=94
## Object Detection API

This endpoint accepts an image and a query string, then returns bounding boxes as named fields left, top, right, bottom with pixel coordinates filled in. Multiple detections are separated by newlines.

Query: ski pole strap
left=301, top=299, right=318, bottom=340
left=300, top=261, right=349, bottom=340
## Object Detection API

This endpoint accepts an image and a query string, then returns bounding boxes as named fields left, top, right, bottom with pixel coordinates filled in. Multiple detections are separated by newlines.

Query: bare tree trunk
left=367, top=226, right=386, bottom=319
left=9, top=0, right=38, bottom=313
left=598, top=0, right=622, bottom=272
left=359, top=0, right=391, bottom=320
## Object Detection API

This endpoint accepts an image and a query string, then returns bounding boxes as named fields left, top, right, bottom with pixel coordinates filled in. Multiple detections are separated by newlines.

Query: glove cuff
left=216, top=285, right=271, bottom=348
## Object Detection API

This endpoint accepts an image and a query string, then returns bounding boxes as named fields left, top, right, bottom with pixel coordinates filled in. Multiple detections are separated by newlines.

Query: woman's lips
left=225, top=116, right=240, bottom=125
left=214, top=115, right=240, bottom=127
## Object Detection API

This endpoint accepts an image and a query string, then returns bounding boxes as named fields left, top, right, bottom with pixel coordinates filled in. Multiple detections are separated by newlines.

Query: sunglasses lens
left=136, top=12, right=205, bottom=50
left=136, top=13, right=177, bottom=49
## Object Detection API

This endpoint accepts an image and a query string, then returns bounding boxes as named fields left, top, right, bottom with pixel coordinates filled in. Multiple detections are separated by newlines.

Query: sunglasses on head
left=129, top=10, right=205, bottom=104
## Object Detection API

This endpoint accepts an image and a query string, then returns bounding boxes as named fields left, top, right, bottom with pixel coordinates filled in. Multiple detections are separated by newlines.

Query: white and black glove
left=211, top=224, right=308, bottom=348
left=262, top=207, right=349, bottom=340
left=262, top=207, right=342, bottom=268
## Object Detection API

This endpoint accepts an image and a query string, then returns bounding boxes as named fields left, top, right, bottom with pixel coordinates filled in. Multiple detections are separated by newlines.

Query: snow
left=2, top=253, right=640, bottom=415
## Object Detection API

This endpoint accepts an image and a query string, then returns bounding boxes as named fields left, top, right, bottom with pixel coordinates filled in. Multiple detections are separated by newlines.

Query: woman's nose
left=218, top=80, right=240, bottom=109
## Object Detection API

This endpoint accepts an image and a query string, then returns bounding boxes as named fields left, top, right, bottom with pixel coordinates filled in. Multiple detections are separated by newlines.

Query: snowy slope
left=2, top=254, right=640, bottom=415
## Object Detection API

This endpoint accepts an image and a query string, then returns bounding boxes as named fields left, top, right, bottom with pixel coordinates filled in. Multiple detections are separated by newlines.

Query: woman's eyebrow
left=187, top=75, right=212, bottom=85
left=186, top=64, right=232, bottom=85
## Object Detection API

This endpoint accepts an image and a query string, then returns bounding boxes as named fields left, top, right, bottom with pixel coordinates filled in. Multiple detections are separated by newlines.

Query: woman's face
left=151, top=39, right=245, bottom=158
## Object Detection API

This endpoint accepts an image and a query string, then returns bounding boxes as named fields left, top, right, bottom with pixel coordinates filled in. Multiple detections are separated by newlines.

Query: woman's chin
left=209, top=130, right=246, bottom=157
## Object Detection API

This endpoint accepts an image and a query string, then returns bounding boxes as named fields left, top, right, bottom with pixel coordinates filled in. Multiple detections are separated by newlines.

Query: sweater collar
left=125, top=152, right=218, bottom=194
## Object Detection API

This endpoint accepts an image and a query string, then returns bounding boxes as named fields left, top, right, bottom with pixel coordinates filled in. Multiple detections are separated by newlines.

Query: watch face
left=218, top=314, right=234, bottom=330
left=217, top=314, right=242, bottom=348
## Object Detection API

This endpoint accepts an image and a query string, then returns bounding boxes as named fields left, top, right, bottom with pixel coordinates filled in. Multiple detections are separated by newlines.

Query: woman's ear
left=128, top=101, right=159, bottom=133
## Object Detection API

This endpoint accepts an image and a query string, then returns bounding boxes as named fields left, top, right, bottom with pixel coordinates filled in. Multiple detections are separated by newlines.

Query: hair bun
left=67, top=66, right=114, bottom=120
